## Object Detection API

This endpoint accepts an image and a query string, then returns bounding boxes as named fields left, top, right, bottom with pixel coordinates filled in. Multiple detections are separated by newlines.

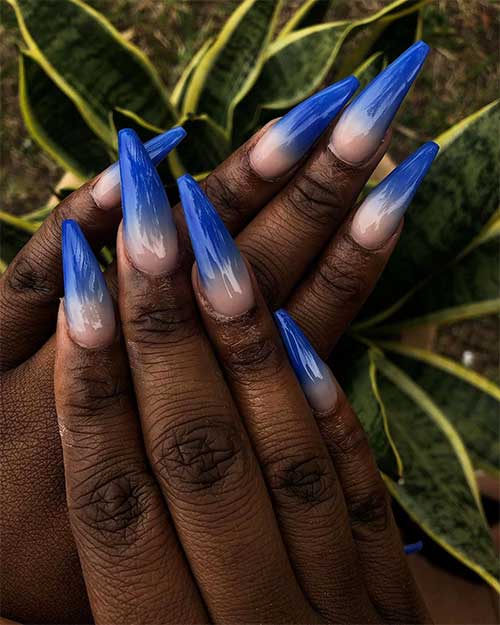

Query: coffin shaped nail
left=351, top=141, right=439, bottom=249
left=250, top=75, right=359, bottom=180
left=275, top=309, right=337, bottom=412
left=178, top=174, right=254, bottom=316
left=93, top=126, right=186, bottom=209
left=62, top=219, right=115, bottom=348
left=119, top=128, right=178, bottom=274
left=330, top=41, right=430, bottom=164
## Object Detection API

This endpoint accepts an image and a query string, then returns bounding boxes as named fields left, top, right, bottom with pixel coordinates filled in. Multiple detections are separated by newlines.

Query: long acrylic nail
left=351, top=141, right=439, bottom=249
left=404, top=541, right=424, bottom=555
left=250, top=76, right=359, bottom=180
left=92, top=126, right=186, bottom=209
left=119, top=128, right=178, bottom=274
left=274, top=310, right=337, bottom=412
left=178, top=174, right=254, bottom=316
left=330, top=41, right=430, bottom=164
left=62, top=219, right=115, bottom=348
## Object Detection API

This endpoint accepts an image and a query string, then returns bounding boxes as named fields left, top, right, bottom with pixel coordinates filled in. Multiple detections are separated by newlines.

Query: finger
left=55, top=221, right=206, bottom=624
left=275, top=311, right=431, bottom=624
left=117, top=132, right=312, bottom=623
left=182, top=175, right=379, bottom=623
left=0, top=127, right=185, bottom=371
left=287, top=142, right=439, bottom=359
left=237, top=42, right=429, bottom=307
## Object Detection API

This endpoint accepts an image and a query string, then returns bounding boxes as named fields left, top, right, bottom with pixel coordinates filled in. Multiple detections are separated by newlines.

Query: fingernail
left=92, top=126, right=186, bottom=209
left=250, top=76, right=359, bottom=180
left=404, top=541, right=423, bottom=555
left=274, top=309, right=337, bottom=412
left=62, top=219, right=115, bottom=348
left=330, top=41, right=430, bottom=164
left=177, top=173, right=254, bottom=316
left=350, top=141, right=439, bottom=248
left=119, top=128, right=178, bottom=274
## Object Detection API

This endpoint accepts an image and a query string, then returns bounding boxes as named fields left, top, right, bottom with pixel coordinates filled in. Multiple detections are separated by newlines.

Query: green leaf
left=331, top=339, right=402, bottom=478
left=234, top=0, right=425, bottom=138
left=357, top=99, right=500, bottom=328
left=183, top=0, right=281, bottom=134
left=277, top=0, right=332, bottom=39
left=375, top=355, right=499, bottom=592
left=0, top=211, right=38, bottom=270
left=167, top=115, right=230, bottom=179
left=374, top=236, right=500, bottom=331
left=19, top=50, right=111, bottom=180
left=9, top=0, right=175, bottom=145
left=170, top=38, right=214, bottom=112
left=376, top=345, right=500, bottom=477
left=353, top=51, right=386, bottom=91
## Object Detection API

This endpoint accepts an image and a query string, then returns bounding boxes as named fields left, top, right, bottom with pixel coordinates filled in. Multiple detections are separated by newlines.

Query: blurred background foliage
left=0, top=0, right=499, bottom=595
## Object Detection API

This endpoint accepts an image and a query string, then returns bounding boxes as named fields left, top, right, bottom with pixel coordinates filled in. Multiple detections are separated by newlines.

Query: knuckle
left=203, top=169, right=242, bottom=222
left=348, top=483, right=390, bottom=533
left=153, top=417, right=250, bottom=496
left=6, top=253, right=58, bottom=299
left=70, top=469, right=156, bottom=547
left=222, top=324, right=284, bottom=381
left=243, top=242, right=284, bottom=306
left=126, top=291, right=198, bottom=346
left=328, top=404, right=369, bottom=457
left=316, top=242, right=369, bottom=307
left=288, top=172, right=345, bottom=227
left=62, top=359, right=128, bottom=418
left=268, top=450, right=338, bottom=510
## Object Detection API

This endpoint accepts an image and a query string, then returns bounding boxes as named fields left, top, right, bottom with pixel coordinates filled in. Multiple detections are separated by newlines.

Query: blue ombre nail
left=274, top=310, right=337, bottom=412
left=351, top=141, right=439, bottom=248
left=177, top=174, right=254, bottom=316
left=119, top=128, right=178, bottom=274
left=62, top=219, right=115, bottom=348
left=330, top=41, right=430, bottom=164
left=250, top=75, right=359, bottom=179
left=93, top=126, right=186, bottom=209
left=404, top=541, right=423, bottom=555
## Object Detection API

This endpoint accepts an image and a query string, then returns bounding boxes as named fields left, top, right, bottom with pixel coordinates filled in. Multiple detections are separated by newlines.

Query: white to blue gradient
left=351, top=141, right=439, bottom=248
left=119, top=128, right=178, bottom=274
left=250, top=76, right=359, bottom=179
left=178, top=174, right=254, bottom=316
left=62, top=220, right=115, bottom=347
left=275, top=310, right=337, bottom=412
left=331, top=41, right=430, bottom=164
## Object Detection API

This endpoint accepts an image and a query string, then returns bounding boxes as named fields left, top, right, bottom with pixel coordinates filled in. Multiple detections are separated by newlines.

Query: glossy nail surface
left=351, top=141, right=439, bottom=248
left=93, top=126, right=186, bottom=209
left=62, top=219, right=115, bottom=348
left=250, top=76, right=359, bottom=180
left=178, top=174, right=253, bottom=316
left=119, top=128, right=178, bottom=274
left=330, top=41, right=430, bottom=164
left=404, top=541, right=424, bottom=555
left=275, top=309, right=336, bottom=412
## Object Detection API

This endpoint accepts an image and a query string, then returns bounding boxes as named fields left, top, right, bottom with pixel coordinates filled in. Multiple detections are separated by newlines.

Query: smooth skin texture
left=54, top=171, right=430, bottom=623
left=1, top=47, right=430, bottom=622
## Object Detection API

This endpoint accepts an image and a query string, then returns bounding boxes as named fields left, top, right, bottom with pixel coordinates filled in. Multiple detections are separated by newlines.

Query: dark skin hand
left=2, top=119, right=403, bottom=623
left=51, top=146, right=430, bottom=622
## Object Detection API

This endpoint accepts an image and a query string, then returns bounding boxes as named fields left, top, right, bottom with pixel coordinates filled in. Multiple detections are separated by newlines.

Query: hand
left=54, top=128, right=430, bottom=623
left=1, top=43, right=434, bottom=622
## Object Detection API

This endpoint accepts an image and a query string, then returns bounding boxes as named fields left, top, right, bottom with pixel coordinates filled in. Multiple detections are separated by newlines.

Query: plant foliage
left=3, top=0, right=499, bottom=590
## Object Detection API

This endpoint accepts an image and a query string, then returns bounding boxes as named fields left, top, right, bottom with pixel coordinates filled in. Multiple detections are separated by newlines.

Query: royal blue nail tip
left=404, top=541, right=423, bottom=555
left=275, top=310, right=336, bottom=411
left=251, top=75, right=359, bottom=178
left=331, top=41, right=430, bottom=163
left=274, top=310, right=327, bottom=386
left=119, top=128, right=178, bottom=273
left=144, top=126, right=186, bottom=166
left=177, top=174, right=252, bottom=315
left=62, top=219, right=114, bottom=345
left=351, top=141, right=439, bottom=248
